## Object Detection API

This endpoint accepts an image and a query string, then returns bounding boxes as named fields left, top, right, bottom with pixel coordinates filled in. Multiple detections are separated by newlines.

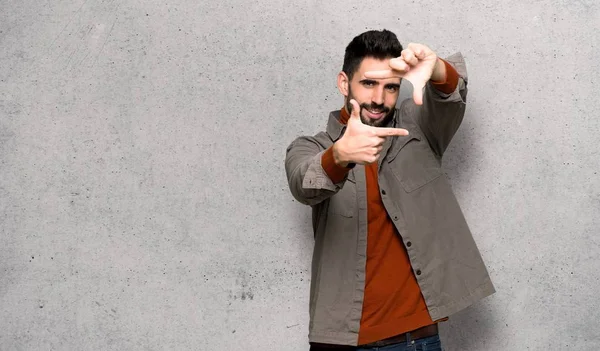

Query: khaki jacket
left=284, top=53, right=495, bottom=346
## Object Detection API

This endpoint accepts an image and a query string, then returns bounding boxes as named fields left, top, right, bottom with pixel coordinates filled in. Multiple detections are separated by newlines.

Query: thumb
left=348, top=99, right=363, bottom=123
left=411, top=82, right=425, bottom=106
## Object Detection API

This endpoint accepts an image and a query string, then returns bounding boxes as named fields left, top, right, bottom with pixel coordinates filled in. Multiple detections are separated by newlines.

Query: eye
left=385, top=85, right=399, bottom=93
left=360, top=79, right=378, bottom=89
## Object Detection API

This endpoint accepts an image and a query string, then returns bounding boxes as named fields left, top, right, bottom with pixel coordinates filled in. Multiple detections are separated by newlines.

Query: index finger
left=407, top=43, right=427, bottom=59
left=363, top=69, right=401, bottom=79
left=372, top=127, right=409, bottom=137
left=364, top=59, right=410, bottom=79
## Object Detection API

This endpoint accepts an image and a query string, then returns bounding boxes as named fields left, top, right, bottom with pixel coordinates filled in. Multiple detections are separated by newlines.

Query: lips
left=364, top=109, right=385, bottom=119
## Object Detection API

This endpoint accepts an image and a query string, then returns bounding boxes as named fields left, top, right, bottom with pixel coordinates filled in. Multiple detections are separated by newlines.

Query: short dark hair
left=342, top=29, right=403, bottom=80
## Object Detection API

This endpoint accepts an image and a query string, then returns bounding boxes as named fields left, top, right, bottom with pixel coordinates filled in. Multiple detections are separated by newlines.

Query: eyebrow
left=359, top=79, right=378, bottom=85
left=358, top=79, right=400, bottom=89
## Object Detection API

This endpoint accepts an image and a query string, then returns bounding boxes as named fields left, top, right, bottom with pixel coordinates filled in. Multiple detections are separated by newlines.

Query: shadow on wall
left=440, top=303, right=499, bottom=351
left=442, top=110, right=477, bottom=189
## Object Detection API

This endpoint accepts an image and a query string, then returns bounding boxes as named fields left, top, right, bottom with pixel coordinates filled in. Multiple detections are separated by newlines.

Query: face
left=338, top=57, right=401, bottom=127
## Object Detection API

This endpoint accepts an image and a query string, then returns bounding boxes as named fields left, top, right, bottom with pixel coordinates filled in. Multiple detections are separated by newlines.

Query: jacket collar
left=326, top=110, right=346, bottom=142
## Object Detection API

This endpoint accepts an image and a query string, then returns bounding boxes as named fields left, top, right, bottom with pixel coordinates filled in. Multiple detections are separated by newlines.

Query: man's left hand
left=364, top=43, right=446, bottom=105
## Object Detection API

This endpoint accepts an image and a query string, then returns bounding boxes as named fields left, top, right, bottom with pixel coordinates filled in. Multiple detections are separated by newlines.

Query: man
left=285, top=29, right=495, bottom=350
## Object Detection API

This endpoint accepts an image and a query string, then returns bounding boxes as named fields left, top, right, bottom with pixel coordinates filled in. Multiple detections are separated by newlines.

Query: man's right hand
left=333, top=99, right=409, bottom=166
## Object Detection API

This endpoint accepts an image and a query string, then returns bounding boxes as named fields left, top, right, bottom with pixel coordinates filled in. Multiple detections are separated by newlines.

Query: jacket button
left=381, top=189, right=386, bottom=195
left=406, top=241, right=412, bottom=247
left=416, top=270, right=422, bottom=276
left=393, top=216, right=398, bottom=221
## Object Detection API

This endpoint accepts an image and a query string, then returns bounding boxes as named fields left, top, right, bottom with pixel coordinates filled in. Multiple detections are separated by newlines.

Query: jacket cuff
left=302, top=150, right=340, bottom=191
left=430, top=59, right=459, bottom=94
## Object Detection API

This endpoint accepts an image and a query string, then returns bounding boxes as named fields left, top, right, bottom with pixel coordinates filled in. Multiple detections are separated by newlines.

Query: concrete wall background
left=1, top=0, right=599, bottom=350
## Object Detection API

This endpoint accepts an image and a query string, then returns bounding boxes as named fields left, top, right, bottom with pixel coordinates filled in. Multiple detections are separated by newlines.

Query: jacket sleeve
left=417, top=52, right=469, bottom=157
left=285, top=135, right=348, bottom=206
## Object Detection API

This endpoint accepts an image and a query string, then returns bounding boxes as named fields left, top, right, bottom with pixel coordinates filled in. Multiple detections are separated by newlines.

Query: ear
left=337, top=71, right=349, bottom=97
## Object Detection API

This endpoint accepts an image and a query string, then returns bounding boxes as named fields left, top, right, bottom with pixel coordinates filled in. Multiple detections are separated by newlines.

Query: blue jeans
left=356, top=334, right=443, bottom=351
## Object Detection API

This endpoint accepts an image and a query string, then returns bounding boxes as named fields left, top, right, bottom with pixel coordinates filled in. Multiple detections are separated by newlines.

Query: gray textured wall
left=1, top=0, right=599, bottom=350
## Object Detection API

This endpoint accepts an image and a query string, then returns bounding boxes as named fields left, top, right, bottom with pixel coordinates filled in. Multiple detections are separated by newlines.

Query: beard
left=346, top=86, right=396, bottom=127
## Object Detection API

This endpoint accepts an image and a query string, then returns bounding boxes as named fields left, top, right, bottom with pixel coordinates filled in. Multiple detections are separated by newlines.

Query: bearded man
left=285, top=29, right=495, bottom=351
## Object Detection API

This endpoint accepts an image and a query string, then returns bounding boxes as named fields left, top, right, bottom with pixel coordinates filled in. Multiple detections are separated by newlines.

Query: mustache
left=360, top=103, right=390, bottom=114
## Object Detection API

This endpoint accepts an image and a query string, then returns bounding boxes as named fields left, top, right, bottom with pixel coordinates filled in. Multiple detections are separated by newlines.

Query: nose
left=371, top=86, right=384, bottom=105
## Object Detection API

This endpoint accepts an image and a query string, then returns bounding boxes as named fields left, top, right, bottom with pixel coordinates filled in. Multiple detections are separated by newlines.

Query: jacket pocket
left=388, top=137, right=442, bottom=193
left=327, top=170, right=356, bottom=217
left=386, top=134, right=421, bottom=163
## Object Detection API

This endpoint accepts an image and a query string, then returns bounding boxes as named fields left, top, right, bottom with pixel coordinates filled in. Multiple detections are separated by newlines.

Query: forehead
left=353, top=57, right=400, bottom=83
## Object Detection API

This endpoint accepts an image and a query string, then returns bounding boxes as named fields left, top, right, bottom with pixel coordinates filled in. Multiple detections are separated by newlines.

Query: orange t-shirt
left=321, top=59, right=459, bottom=345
